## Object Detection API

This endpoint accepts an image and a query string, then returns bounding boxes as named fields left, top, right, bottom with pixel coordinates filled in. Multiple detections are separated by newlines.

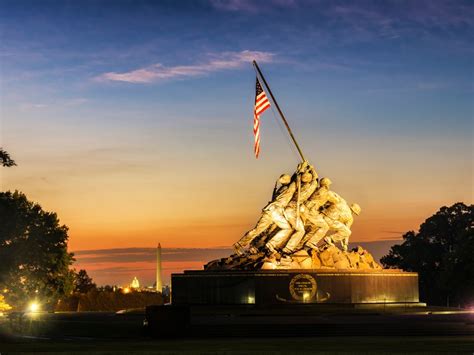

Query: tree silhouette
left=381, top=203, right=473, bottom=307
left=0, top=148, right=16, bottom=167
left=0, top=191, right=75, bottom=310
left=74, top=269, right=96, bottom=294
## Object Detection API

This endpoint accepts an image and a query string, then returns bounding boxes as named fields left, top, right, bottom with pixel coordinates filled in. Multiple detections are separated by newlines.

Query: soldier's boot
left=233, top=242, right=245, bottom=256
left=305, top=241, right=319, bottom=251
left=324, top=236, right=335, bottom=247
left=266, top=242, right=278, bottom=255
left=249, top=246, right=259, bottom=255
left=341, top=237, right=349, bottom=252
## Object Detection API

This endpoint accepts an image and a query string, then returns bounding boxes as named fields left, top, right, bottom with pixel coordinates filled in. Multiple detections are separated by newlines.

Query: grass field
left=2, top=335, right=474, bottom=354
left=1, top=311, right=473, bottom=354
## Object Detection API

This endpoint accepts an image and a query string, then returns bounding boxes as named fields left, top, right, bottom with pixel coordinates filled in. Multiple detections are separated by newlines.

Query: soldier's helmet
left=301, top=172, right=313, bottom=183
left=320, top=177, right=332, bottom=187
left=279, top=174, right=291, bottom=185
left=350, top=203, right=361, bottom=216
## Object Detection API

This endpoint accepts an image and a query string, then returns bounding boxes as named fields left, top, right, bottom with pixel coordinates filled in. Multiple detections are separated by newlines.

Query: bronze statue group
left=234, top=161, right=361, bottom=260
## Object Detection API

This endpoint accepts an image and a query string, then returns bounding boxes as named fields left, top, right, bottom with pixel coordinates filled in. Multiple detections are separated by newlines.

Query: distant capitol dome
left=130, top=277, right=140, bottom=289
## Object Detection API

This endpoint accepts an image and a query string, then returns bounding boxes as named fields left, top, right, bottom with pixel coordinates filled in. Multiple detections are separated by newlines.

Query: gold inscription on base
left=289, top=274, right=317, bottom=301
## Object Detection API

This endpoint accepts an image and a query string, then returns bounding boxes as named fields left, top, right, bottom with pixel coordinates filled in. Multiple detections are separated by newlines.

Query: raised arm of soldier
left=296, top=160, right=309, bottom=173
left=297, top=164, right=319, bottom=203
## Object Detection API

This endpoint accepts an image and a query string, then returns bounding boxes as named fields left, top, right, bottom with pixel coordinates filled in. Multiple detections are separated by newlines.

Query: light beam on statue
left=168, top=62, right=421, bottom=307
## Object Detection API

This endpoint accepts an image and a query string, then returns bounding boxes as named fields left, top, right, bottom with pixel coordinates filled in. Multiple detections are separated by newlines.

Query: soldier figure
left=272, top=165, right=319, bottom=254
left=321, top=192, right=361, bottom=251
left=233, top=173, right=296, bottom=255
left=297, top=177, right=334, bottom=250
left=233, top=162, right=312, bottom=256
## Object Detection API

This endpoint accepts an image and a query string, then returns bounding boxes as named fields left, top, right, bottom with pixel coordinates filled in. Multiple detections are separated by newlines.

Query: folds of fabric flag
left=254, top=78, right=270, bottom=158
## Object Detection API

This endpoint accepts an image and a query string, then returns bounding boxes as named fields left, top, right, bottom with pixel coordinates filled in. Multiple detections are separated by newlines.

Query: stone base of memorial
left=171, top=269, right=420, bottom=306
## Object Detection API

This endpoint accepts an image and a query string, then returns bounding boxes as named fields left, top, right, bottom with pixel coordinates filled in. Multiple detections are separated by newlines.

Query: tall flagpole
left=253, top=60, right=306, bottom=163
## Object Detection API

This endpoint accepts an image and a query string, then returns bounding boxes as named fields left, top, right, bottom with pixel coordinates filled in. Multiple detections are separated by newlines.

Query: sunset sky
left=1, top=1, right=472, bottom=285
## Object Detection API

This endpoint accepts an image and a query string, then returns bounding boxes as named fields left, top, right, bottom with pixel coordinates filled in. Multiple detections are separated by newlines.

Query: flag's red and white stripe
left=254, top=79, right=270, bottom=158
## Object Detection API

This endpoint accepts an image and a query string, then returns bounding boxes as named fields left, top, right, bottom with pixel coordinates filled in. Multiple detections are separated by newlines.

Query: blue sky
left=1, top=0, right=473, bottom=262
left=3, top=1, right=473, bottom=95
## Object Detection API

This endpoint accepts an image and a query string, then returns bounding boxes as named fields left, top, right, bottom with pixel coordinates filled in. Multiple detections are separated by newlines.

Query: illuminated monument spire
left=156, top=243, right=163, bottom=293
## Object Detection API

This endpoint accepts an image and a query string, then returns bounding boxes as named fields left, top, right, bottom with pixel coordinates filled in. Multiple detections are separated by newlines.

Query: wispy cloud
left=96, top=50, right=274, bottom=84
left=72, top=242, right=402, bottom=285
left=365, top=79, right=452, bottom=94
left=209, top=0, right=297, bottom=12
left=415, top=82, right=448, bottom=90
left=19, top=98, right=88, bottom=111
left=73, top=247, right=233, bottom=285
left=327, top=1, right=474, bottom=41
left=73, top=242, right=398, bottom=268
left=74, top=247, right=232, bottom=264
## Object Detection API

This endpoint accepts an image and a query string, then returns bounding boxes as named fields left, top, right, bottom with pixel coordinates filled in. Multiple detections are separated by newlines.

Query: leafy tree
left=0, top=148, right=16, bottom=167
left=381, top=203, right=473, bottom=307
left=0, top=191, right=75, bottom=310
left=74, top=269, right=96, bottom=293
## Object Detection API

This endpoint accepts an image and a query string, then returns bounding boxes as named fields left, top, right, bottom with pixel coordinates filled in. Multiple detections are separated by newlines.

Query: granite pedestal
left=171, top=269, right=419, bottom=305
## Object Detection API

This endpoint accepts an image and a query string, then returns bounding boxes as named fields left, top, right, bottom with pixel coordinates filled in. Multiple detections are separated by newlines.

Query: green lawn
left=1, top=312, right=473, bottom=354
left=1, top=336, right=474, bottom=354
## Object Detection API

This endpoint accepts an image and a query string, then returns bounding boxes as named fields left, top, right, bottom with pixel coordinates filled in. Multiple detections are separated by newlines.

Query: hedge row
left=56, top=290, right=164, bottom=312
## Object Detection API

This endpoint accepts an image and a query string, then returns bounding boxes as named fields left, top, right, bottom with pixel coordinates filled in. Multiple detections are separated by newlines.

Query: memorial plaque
left=289, top=274, right=317, bottom=301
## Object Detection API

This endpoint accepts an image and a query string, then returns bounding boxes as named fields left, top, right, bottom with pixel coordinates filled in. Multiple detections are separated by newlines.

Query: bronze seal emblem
left=289, top=274, right=317, bottom=301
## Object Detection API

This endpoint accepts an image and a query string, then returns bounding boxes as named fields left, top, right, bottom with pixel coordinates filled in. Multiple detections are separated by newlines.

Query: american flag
left=253, top=78, right=270, bottom=158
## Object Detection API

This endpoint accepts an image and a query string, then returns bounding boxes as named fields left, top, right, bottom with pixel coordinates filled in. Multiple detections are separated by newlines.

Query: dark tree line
left=382, top=203, right=473, bottom=307
left=57, top=289, right=164, bottom=312
left=0, top=191, right=76, bottom=309
left=0, top=190, right=100, bottom=310
left=1, top=150, right=99, bottom=308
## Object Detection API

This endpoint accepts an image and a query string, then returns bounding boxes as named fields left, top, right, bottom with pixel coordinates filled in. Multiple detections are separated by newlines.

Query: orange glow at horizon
left=60, top=195, right=468, bottom=253
left=2, top=124, right=472, bottom=254
left=3, top=159, right=471, bottom=252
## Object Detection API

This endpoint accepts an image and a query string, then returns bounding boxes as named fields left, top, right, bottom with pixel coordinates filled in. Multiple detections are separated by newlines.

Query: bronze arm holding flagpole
left=252, top=60, right=306, bottom=163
